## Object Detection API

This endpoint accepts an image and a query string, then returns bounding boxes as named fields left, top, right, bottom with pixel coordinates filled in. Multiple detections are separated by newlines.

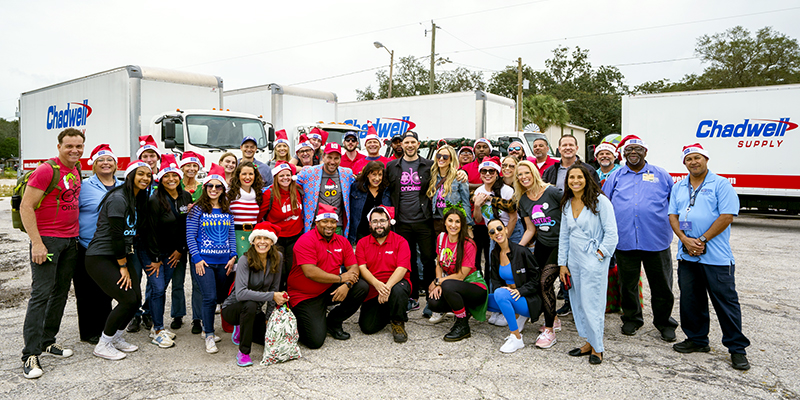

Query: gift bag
left=261, top=304, right=301, bottom=366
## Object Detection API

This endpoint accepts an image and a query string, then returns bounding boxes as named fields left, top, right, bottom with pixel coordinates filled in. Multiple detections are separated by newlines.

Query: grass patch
left=0, top=185, right=13, bottom=197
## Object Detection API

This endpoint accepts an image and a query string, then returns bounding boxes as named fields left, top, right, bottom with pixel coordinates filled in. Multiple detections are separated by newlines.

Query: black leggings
left=534, top=241, right=559, bottom=328
left=277, top=232, right=301, bottom=292
left=85, top=255, right=142, bottom=337
left=426, top=280, right=487, bottom=316
left=74, top=244, right=112, bottom=341
left=220, top=300, right=266, bottom=355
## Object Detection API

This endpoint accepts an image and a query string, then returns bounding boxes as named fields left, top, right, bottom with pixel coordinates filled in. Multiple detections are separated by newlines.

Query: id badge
left=643, top=173, right=655, bottom=182
left=679, top=221, right=692, bottom=231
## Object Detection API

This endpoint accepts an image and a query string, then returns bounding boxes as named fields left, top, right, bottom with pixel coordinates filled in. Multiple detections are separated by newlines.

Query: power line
left=612, top=57, right=699, bottom=67
left=291, top=55, right=431, bottom=86
left=439, top=27, right=516, bottom=63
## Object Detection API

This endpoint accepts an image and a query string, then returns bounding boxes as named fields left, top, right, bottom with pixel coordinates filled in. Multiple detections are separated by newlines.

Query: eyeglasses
left=370, top=219, right=388, bottom=225
left=480, top=169, right=497, bottom=175
left=205, top=184, right=224, bottom=190
left=298, top=149, right=313, bottom=155
left=488, top=225, right=504, bottom=235
left=436, top=154, right=451, bottom=160
left=508, top=146, right=522, bottom=152
left=501, top=163, right=515, bottom=169
left=623, top=146, right=645, bottom=154
left=344, top=137, right=358, bottom=143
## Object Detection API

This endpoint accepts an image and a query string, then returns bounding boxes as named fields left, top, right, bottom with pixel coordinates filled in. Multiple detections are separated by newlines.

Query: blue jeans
left=169, top=261, right=202, bottom=321
left=488, top=288, right=530, bottom=332
left=190, top=263, right=227, bottom=334
left=131, top=249, right=152, bottom=318
left=148, top=254, right=179, bottom=331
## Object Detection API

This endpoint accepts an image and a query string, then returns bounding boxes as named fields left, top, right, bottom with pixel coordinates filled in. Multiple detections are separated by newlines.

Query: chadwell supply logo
left=696, top=118, right=797, bottom=148
left=46, top=100, right=92, bottom=130
left=344, top=117, right=417, bottom=139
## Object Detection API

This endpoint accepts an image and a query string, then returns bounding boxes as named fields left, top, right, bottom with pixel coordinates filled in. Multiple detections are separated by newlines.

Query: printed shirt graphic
left=517, top=185, right=562, bottom=247
left=318, top=172, right=343, bottom=225
left=186, top=208, right=236, bottom=265
left=398, top=158, right=424, bottom=222
left=27, top=157, right=81, bottom=237
left=436, top=234, right=484, bottom=289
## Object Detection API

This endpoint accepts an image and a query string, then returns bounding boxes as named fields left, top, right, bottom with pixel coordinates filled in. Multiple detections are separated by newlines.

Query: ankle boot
left=444, top=317, right=471, bottom=342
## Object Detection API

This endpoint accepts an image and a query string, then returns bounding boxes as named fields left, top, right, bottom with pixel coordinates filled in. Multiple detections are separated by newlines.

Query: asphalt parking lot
left=0, top=198, right=798, bottom=399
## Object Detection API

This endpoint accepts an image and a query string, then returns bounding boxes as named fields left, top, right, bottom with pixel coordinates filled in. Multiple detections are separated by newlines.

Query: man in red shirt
left=352, top=127, right=391, bottom=175
left=532, top=137, right=557, bottom=176
left=388, top=135, right=403, bottom=161
left=339, top=131, right=365, bottom=171
left=356, top=206, right=411, bottom=343
left=287, top=204, right=368, bottom=349
left=20, top=128, right=84, bottom=379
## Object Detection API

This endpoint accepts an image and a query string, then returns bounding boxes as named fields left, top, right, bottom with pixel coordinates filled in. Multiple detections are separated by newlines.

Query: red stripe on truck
left=23, top=157, right=133, bottom=171
left=670, top=173, right=800, bottom=190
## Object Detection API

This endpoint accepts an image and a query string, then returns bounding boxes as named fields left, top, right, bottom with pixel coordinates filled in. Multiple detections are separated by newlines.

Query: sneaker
left=93, top=341, right=126, bottom=360
left=534, top=329, right=557, bottom=349
left=141, top=314, right=153, bottom=330
left=112, top=335, right=139, bottom=353
left=151, top=331, right=175, bottom=348
left=191, top=319, right=202, bottom=334
left=215, top=304, right=221, bottom=314
left=23, top=355, right=43, bottom=379
left=621, top=321, right=642, bottom=336
left=390, top=321, right=408, bottom=343
left=672, top=339, right=710, bottom=354
left=203, top=332, right=222, bottom=343
left=205, top=335, right=219, bottom=354
left=499, top=334, right=525, bottom=353
left=422, top=305, right=433, bottom=318
left=43, top=343, right=73, bottom=358
left=516, top=315, right=527, bottom=333
left=236, top=350, right=253, bottom=367
left=126, top=316, right=141, bottom=333
left=407, top=299, right=420, bottom=312
left=231, top=325, right=241, bottom=346
left=556, top=302, right=571, bottom=316
left=170, top=317, right=183, bottom=330
left=487, top=312, right=498, bottom=325
left=539, top=318, right=563, bottom=333
left=494, top=313, right=508, bottom=327
left=659, top=326, right=677, bottom=342
left=150, top=328, right=176, bottom=340
left=731, top=353, right=751, bottom=371
left=429, top=312, right=445, bottom=324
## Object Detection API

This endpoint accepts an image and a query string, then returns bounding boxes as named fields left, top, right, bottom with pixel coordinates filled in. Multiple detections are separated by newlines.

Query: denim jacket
left=432, top=178, right=474, bottom=225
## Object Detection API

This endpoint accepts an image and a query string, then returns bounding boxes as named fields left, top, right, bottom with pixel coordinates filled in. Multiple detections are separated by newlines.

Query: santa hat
left=682, top=143, right=710, bottom=162
left=296, top=134, right=314, bottom=154
left=315, top=204, right=339, bottom=222
left=458, top=146, right=474, bottom=155
left=367, top=205, right=396, bottom=225
left=136, top=135, right=161, bottom=159
left=124, top=160, right=151, bottom=177
left=87, top=144, right=117, bottom=165
left=274, top=129, right=289, bottom=147
left=156, top=154, right=183, bottom=181
left=179, top=151, right=205, bottom=169
left=594, top=142, right=618, bottom=158
left=364, top=123, right=380, bottom=144
left=271, top=161, right=298, bottom=179
left=474, top=138, right=493, bottom=153
left=324, top=142, right=342, bottom=155
left=308, top=127, right=328, bottom=144
left=203, top=163, right=229, bottom=189
left=478, top=156, right=502, bottom=173
left=617, top=135, right=648, bottom=156
left=249, top=221, right=281, bottom=244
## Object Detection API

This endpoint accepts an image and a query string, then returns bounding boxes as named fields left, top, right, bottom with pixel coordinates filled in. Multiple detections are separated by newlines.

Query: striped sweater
left=230, top=188, right=260, bottom=226
left=186, top=207, right=237, bottom=265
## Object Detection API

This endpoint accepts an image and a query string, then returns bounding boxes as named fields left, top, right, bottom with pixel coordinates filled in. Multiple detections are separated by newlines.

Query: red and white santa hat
left=594, top=142, right=618, bottom=157
left=474, top=138, right=494, bottom=153
left=478, top=156, right=502, bottom=173
left=203, top=163, right=229, bottom=189
left=364, top=123, right=381, bottom=145
left=249, top=221, right=281, bottom=244
left=617, top=135, right=648, bottom=155
left=315, top=204, right=339, bottom=222
left=275, top=129, right=289, bottom=147
left=367, top=205, right=396, bottom=225
left=296, top=134, right=314, bottom=154
left=308, top=127, right=328, bottom=144
left=87, top=144, right=117, bottom=165
left=136, top=135, right=161, bottom=159
left=271, top=160, right=298, bottom=179
left=682, top=143, right=710, bottom=162
left=156, top=154, right=183, bottom=181
left=124, top=160, right=151, bottom=177
left=179, top=150, right=205, bottom=170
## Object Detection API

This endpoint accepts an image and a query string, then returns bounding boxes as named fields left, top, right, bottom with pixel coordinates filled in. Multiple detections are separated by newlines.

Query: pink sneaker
left=236, top=350, right=253, bottom=367
left=534, top=329, right=557, bottom=349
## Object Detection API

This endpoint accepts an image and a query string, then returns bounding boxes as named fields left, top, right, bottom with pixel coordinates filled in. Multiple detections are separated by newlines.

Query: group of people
left=19, top=124, right=751, bottom=379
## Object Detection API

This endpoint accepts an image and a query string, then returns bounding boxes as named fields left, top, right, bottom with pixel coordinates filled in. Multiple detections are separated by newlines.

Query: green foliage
left=0, top=118, right=20, bottom=159
left=522, top=94, right=569, bottom=133
left=357, top=56, right=486, bottom=100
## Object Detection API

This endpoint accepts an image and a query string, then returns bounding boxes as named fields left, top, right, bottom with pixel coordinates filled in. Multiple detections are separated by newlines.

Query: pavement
left=0, top=197, right=798, bottom=399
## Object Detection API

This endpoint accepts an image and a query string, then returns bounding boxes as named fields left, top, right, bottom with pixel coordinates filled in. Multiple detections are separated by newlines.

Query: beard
left=370, top=227, right=389, bottom=239
left=393, top=147, right=403, bottom=157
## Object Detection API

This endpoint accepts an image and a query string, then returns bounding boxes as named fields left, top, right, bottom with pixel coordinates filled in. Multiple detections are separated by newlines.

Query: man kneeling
left=287, top=204, right=368, bottom=349
left=356, top=206, right=411, bottom=343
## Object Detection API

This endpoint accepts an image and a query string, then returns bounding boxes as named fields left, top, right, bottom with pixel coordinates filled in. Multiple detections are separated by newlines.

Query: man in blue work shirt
left=668, top=143, right=750, bottom=371
left=603, top=135, right=679, bottom=342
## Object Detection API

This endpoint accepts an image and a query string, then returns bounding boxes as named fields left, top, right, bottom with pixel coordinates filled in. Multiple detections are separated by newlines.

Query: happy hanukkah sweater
left=186, top=207, right=237, bottom=265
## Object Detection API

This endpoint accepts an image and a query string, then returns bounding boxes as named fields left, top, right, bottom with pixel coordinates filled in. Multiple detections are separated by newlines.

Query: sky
left=2, top=0, right=799, bottom=120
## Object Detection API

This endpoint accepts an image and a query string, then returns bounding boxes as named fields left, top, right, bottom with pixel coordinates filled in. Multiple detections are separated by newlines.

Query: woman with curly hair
left=228, top=161, right=265, bottom=256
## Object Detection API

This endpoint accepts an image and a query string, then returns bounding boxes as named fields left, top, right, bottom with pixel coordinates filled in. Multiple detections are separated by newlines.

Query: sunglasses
left=508, top=146, right=522, bottom=152
left=344, top=137, right=358, bottom=143
left=436, top=154, right=451, bottom=160
left=502, top=163, right=516, bottom=169
left=205, top=184, right=225, bottom=190
left=488, top=225, right=504, bottom=235
left=480, top=169, right=497, bottom=175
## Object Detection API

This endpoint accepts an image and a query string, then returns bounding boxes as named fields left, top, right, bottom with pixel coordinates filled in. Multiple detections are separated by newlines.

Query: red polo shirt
left=287, top=228, right=357, bottom=307
left=352, top=156, right=391, bottom=175
left=340, top=152, right=366, bottom=172
left=356, top=231, right=411, bottom=301
left=535, top=156, right=557, bottom=176
left=460, top=159, right=482, bottom=184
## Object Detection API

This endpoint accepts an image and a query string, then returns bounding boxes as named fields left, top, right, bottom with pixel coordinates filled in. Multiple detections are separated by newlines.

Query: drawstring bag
left=261, top=304, right=301, bottom=365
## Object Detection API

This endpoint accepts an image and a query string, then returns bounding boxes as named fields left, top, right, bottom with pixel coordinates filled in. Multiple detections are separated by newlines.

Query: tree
left=356, top=56, right=486, bottom=100
left=522, top=94, right=569, bottom=133
left=0, top=118, right=19, bottom=159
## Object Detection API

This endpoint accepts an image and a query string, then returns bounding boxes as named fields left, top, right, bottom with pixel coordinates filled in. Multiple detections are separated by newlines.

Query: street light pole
left=374, top=41, right=394, bottom=98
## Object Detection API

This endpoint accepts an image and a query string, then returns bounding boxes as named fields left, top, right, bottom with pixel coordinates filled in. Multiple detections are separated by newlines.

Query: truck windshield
left=186, top=115, right=266, bottom=149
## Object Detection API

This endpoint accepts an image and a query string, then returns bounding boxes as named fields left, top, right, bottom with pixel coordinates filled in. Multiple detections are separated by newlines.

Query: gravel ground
left=0, top=198, right=798, bottom=399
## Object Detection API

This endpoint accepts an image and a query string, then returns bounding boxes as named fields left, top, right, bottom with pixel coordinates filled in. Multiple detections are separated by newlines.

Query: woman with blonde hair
left=501, top=155, right=524, bottom=244
left=515, top=160, right=564, bottom=349
left=268, top=129, right=292, bottom=168
left=427, top=145, right=473, bottom=235
left=219, top=153, right=238, bottom=187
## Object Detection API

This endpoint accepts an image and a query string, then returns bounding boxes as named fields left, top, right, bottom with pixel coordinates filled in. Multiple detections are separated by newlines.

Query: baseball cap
left=400, top=130, right=419, bottom=142
left=241, top=136, right=257, bottom=146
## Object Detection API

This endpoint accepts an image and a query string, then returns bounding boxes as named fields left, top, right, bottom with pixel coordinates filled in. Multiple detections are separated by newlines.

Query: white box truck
left=622, top=84, right=800, bottom=213
left=339, top=90, right=516, bottom=143
left=19, top=65, right=271, bottom=174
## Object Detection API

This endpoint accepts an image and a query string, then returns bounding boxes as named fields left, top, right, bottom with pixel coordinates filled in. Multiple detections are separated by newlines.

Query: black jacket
left=383, top=156, right=435, bottom=221
left=541, top=158, right=600, bottom=187
left=490, top=241, right=543, bottom=319
left=145, top=190, right=193, bottom=262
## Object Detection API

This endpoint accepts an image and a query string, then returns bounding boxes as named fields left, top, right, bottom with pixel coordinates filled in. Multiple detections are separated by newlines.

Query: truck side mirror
left=162, top=120, right=177, bottom=141
left=164, top=139, right=177, bottom=149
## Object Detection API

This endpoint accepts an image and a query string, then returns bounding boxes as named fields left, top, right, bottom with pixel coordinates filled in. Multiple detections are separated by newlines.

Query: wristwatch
left=435, top=278, right=440, bottom=286
left=699, top=235, right=708, bottom=243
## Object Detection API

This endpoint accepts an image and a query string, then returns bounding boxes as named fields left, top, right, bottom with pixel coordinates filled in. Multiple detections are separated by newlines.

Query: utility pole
left=517, top=57, right=523, bottom=132
left=429, top=21, right=437, bottom=95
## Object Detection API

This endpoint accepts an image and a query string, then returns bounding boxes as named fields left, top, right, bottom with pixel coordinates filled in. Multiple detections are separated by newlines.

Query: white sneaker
left=516, top=315, right=527, bottom=333
left=487, top=312, right=498, bottom=325
left=151, top=330, right=175, bottom=348
left=429, top=312, right=445, bottom=324
left=150, top=328, right=177, bottom=340
left=499, top=334, right=525, bottom=353
left=215, top=304, right=221, bottom=314
left=205, top=335, right=219, bottom=354
left=112, top=335, right=139, bottom=353
left=203, top=332, right=221, bottom=343
left=93, top=341, right=127, bottom=360
left=494, top=313, right=508, bottom=327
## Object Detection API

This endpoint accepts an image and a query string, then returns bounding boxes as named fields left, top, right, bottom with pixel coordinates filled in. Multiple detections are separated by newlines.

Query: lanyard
left=684, top=176, right=708, bottom=218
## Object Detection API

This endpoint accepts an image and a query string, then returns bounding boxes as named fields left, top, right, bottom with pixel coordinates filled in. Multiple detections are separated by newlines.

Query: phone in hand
left=563, top=273, right=572, bottom=290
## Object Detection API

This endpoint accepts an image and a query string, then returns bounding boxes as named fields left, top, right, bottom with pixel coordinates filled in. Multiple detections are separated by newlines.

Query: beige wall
left=542, top=124, right=588, bottom=159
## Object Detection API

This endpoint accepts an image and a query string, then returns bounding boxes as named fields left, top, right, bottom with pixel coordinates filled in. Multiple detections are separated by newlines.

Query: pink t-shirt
left=436, top=233, right=484, bottom=289
left=27, top=157, right=81, bottom=238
